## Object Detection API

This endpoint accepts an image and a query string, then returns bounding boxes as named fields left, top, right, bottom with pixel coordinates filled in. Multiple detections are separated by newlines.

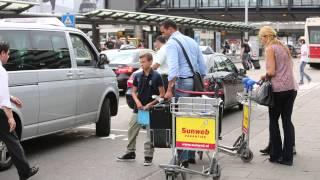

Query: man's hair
left=0, top=41, right=9, bottom=53
left=160, top=19, right=177, bottom=30
left=155, top=35, right=167, bottom=44
left=139, top=52, right=153, bottom=62
left=244, top=39, right=249, bottom=42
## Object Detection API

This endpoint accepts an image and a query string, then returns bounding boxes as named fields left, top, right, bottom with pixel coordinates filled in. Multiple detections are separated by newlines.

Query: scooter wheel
left=241, top=149, right=253, bottom=163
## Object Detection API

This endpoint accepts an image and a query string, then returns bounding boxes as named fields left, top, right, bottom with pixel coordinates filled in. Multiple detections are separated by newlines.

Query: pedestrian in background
left=117, top=53, right=165, bottom=166
left=0, top=41, right=39, bottom=180
left=258, top=26, right=298, bottom=166
left=298, top=36, right=312, bottom=85
left=152, top=35, right=169, bottom=90
left=240, top=39, right=253, bottom=70
left=159, top=19, right=207, bottom=168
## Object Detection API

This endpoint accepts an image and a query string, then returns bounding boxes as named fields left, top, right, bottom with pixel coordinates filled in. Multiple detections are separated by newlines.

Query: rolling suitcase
left=150, top=102, right=172, bottom=148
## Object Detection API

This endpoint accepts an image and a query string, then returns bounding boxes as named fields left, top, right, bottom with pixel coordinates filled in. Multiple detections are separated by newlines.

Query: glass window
left=30, top=31, right=71, bottom=69
left=209, top=55, right=238, bottom=73
left=309, top=27, right=320, bottom=44
left=70, top=34, right=96, bottom=67
left=1, top=30, right=71, bottom=71
left=0, top=30, right=33, bottom=71
left=106, top=50, right=139, bottom=64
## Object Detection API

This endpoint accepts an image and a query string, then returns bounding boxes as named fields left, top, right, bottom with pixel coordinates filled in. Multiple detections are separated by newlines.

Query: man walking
left=0, top=41, right=39, bottom=180
left=159, top=20, right=207, bottom=168
left=152, top=35, right=169, bottom=90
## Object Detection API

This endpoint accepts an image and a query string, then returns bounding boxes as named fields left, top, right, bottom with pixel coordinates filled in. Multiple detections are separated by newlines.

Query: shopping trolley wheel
left=212, top=163, right=221, bottom=180
left=240, top=149, right=254, bottom=163
left=165, top=171, right=177, bottom=180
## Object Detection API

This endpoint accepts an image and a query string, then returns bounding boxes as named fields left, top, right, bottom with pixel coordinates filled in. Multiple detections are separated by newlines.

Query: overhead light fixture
left=221, top=14, right=225, bottom=17
left=283, top=13, right=287, bottom=17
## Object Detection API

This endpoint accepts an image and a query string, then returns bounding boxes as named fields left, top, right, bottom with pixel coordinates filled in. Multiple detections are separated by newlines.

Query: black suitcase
left=150, top=103, right=172, bottom=129
left=149, top=103, right=172, bottom=148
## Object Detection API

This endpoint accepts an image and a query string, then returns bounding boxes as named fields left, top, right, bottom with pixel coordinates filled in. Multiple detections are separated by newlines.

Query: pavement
left=1, top=57, right=319, bottom=180
left=144, top=58, right=320, bottom=180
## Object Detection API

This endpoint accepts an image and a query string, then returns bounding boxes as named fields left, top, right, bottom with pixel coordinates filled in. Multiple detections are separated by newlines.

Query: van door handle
left=66, top=72, right=74, bottom=77
left=77, top=72, right=85, bottom=76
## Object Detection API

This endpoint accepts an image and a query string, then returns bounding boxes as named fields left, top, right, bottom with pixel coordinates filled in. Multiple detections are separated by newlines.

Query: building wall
left=108, top=0, right=137, bottom=11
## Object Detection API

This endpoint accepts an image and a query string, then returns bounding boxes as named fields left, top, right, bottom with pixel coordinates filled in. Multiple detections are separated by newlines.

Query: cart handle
left=176, top=88, right=223, bottom=95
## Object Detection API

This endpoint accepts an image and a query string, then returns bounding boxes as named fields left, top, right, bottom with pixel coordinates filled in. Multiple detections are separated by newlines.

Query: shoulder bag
left=172, top=37, right=204, bottom=92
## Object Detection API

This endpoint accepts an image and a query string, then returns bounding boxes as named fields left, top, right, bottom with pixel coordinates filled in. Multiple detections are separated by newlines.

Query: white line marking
left=77, top=127, right=146, bottom=133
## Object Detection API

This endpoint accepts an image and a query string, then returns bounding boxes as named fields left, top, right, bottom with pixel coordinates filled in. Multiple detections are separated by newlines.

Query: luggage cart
left=159, top=96, right=222, bottom=180
left=217, top=78, right=256, bottom=162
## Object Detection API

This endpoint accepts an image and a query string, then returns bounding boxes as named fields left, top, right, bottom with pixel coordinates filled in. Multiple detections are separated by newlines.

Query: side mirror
left=98, top=54, right=109, bottom=68
left=239, top=68, right=246, bottom=76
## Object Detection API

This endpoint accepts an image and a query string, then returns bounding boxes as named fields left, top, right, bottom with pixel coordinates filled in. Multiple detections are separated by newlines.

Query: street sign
left=61, top=13, right=75, bottom=27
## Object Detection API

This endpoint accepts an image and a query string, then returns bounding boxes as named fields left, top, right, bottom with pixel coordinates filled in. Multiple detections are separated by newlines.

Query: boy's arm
left=132, top=86, right=143, bottom=109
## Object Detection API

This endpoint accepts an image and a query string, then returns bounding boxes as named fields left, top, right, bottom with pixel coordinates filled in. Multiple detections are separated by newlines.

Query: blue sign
left=61, top=13, right=75, bottom=27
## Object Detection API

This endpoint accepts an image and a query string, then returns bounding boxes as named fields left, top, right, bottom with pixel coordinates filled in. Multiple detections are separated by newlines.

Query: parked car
left=101, top=48, right=155, bottom=94
left=125, top=49, right=246, bottom=111
left=203, top=52, right=246, bottom=110
left=0, top=18, right=119, bottom=171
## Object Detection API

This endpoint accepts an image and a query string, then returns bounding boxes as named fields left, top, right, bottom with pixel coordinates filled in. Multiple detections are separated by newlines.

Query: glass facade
left=159, top=0, right=320, bottom=8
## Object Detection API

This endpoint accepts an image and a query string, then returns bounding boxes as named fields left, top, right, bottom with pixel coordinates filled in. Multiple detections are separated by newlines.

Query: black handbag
left=253, top=80, right=274, bottom=107
left=172, top=38, right=204, bottom=92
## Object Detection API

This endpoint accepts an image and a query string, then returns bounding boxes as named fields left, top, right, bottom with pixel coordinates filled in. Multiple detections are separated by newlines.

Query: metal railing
left=151, top=0, right=320, bottom=8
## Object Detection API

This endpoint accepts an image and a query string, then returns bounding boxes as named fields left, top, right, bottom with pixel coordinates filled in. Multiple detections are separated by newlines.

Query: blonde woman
left=258, top=26, right=298, bottom=166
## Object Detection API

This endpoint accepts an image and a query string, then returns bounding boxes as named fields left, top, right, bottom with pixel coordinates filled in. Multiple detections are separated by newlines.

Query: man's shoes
left=259, top=146, right=270, bottom=155
left=180, top=161, right=189, bottom=168
left=188, top=158, right=196, bottom=164
left=143, top=157, right=153, bottom=166
left=117, top=152, right=136, bottom=162
left=20, top=166, right=39, bottom=180
left=298, top=81, right=304, bottom=85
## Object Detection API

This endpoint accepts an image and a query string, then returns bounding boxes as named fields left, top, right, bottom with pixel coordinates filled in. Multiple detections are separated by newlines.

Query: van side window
left=70, top=34, right=95, bottom=67
left=31, top=31, right=71, bottom=69
left=0, top=30, right=33, bottom=71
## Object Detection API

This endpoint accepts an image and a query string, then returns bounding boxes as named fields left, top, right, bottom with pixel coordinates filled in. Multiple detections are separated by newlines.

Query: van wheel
left=0, top=140, right=12, bottom=171
left=96, top=98, right=111, bottom=137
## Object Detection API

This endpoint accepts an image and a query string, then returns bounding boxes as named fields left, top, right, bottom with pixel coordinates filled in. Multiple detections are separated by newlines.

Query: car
left=0, top=18, right=119, bottom=171
left=101, top=48, right=155, bottom=94
left=203, top=52, right=246, bottom=110
left=125, top=49, right=245, bottom=111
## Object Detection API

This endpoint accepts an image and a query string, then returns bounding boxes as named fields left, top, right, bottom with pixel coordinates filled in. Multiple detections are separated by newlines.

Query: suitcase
left=150, top=129, right=171, bottom=148
left=149, top=103, right=172, bottom=148
left=150, top=103, right=172, bottom=129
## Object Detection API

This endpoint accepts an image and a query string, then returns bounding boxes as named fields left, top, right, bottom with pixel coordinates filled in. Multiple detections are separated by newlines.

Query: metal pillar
left=245, top=0, right=249, bottom=40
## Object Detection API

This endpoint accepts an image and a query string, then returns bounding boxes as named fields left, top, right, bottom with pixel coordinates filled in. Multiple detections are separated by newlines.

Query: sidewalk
left=145, top=59, right=320, bottom=180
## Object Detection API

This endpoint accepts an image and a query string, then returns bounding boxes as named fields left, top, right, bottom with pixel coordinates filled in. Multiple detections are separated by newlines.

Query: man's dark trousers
left=0, top=109, right=30, bottom=178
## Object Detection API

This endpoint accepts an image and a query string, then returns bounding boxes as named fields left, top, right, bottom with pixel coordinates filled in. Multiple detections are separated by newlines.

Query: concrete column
left=134, top=25, right=143, bottom=40
left=92, top=23, right=100, bottom=51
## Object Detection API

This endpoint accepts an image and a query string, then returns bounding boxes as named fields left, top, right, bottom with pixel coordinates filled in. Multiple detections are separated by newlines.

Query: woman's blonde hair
left=258, top=26, right=291, bottom=57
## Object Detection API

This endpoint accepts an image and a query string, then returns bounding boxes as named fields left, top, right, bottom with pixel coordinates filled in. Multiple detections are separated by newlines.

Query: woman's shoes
left=259, top=146, right=270, bottom=155
left=269, top=157, right=293, bottom=166
left=260, top=145, right=297, bottom=155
